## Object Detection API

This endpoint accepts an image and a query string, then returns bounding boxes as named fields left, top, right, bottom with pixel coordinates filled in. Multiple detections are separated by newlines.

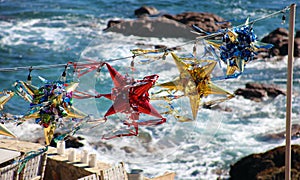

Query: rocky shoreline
left=24, top=80, right=296, bottom=179
left=234, top=82, right=286, bottom=102
left=230, top=145, right=300, bottom=180
left=104, top=6, right=300, bottom=58
left=1, top=5, right=300, bottom=179
left=103, top=6, right=300, bottom=179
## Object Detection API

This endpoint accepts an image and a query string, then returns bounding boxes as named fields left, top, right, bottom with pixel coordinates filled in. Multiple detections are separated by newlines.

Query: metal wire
left=0, top=6, right=289, bottom=73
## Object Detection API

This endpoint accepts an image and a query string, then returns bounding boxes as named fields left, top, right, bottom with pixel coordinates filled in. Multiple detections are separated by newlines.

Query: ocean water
left=1, top=0, right=300, bottom=179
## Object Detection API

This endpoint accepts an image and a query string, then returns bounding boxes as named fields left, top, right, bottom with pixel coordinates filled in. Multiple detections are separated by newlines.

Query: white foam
left=2, top=15, right=300, bottom=179
left=74, top=34, right=300, bottom=179
left=0, top=17, right=106, bottom=52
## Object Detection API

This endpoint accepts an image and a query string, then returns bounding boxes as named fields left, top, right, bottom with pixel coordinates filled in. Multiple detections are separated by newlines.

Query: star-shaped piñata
left=0, top=123, right=16, bottom=138
left=0, top=90, right=14, bottom=110
left=158, top=52, right=234, bottom=120
left=205, top=18, right=273, bottom=76
left=97, top=63, right=166, bottom=139
left=14, top=79, right=86, bottom=145
left=0, top=90, right=17, bottom=138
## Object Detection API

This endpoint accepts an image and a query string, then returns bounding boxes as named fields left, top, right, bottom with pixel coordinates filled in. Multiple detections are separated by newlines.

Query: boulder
left=229, top=145, right=300, bottom=180
left=34, top=132, right=84, bottom=148
left=256, top=124, right=300, bottom=142
left=162, top=12, right=231, bottom=33
left=104, top=20, right=125, bottom=30
left=137, top=131, right=152, bottom=143
left=49, top=132, right=84, bottom=148
left=134, top=6, right=159, bottom=18
left=121, top=146, right=135, bottom=153
left=261, top=28, right=300, bottom=57
left=104, top=10, right=230, bottom=39
left=234, top=82, right=285, bottom=101
left=245, top=83, right=286, bottom=98
left=89, top=141, right=114, bottom=151
left=104, top=16, right=199, bottom=39
left=295, top=31, right=300, bottom=57
left=202, top=103, right=233, bottom=112
left=234, top=88, right=266, bottom=102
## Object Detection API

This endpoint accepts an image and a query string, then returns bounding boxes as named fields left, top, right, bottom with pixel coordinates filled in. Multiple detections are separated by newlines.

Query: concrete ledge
left=0, top=139, right=175, bottom=180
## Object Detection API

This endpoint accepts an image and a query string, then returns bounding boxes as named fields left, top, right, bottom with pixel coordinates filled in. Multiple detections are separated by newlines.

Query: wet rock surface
left=230, top=145, right=300, bottom=180
left=134, top=6, right=160, bottom=18
left=104, top=16, right=199, bottom=39
left=261, top=28, right=300, bottom=57
left=256, top=124, right=300, bottom=142
left=162, top=12, right=231, bottom=33
left=51, top=133, right=84, bottom=148
left=234, top=82, right=285, bottom=101
left=105, top=6, right=231, bottom=39
left=34, top=132, right=84, bottom=148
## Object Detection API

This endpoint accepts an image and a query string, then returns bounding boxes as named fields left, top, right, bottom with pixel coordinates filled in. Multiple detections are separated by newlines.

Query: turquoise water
left=0, top=0, right=298, bottom=114
left=1, top=1, right=300, bottom=179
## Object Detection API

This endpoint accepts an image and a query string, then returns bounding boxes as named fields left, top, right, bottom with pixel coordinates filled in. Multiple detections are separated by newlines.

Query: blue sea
left=1, top=0, right=300, bottom=179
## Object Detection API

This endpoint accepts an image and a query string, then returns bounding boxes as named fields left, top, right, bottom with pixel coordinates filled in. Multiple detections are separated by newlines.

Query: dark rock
left=261, top=28, right=300, bottom=57
left=202, top=103, right=233, bottom=112
left=162, top=12, right=231, bottom=33
left=261, top=28, right=288, bottom=56
left=229, top=145, right=300, bottom=180
left=65, top=135, right=84, bottom=148
left=234, top=82, right=285, bottom=101
left=257, top=167, right=300, bottom=180
left=230, top=154, right=261, bottom=180
left=145, top=145, right=157, bottom=153
left=191, top=170, right=200, bottom=176
left=295, top=36, right=300, bottom=57
left=134, top=6, right=159, bottom=18
left=104, top=16, right=199, bottom=39
left=49, top=132, right=84, bottom=148
left=105, top=11, right=230, bottom=39
left=153, top=44, right=167, bottom=49
left=77, top=136, right=84, bottom=141
left=90, top=141, right=113, bottom=151
left=137, top=131, right=152, bottom=143
left=121, top=146, right=135, bottom=153
left=104, top=20, right=125, bottom=30
left=245, top=83, right=286, bottom=98
left=256, top=124, right=300, bottom=142
left=235, top=88, right=266, bottom=102
left=296, top=31, right=300, bottom=38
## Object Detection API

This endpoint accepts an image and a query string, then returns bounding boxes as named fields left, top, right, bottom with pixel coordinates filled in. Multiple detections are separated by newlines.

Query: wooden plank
left=77, top=174, right=99, bottom=180
left=0, top=148, right=20, bottom=164
left=285, top=3, right=296, bottom=180
left=30, top=175, right=41, bottom=180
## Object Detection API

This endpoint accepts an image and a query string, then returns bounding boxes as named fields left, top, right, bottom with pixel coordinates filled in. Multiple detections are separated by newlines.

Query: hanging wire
left=194, top=5, right=290, bottom=40
left=0, top=63, right=68, bottom=72
left=245, top=5, right=290, bottom=26
left=0, top=54, right=143, bottom=72
left=0, top=6, right=290, bottom=73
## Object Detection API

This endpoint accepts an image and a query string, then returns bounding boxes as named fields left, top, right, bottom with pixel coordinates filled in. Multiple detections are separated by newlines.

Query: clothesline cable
left=0, top=6, right=290, bottom=73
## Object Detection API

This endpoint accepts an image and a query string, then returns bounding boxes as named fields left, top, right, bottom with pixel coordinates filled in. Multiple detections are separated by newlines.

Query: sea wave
left=1, top=1, right=300, bottom=179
